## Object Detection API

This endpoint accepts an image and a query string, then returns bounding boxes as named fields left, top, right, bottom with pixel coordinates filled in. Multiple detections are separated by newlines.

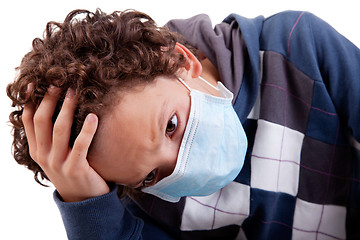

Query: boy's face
left=88, top=73, right=220, bottom=189
left=88, top=75, right=190, bottom=188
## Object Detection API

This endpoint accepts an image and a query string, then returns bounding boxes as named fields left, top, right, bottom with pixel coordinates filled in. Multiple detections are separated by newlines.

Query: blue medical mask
left=142, top=76, right=248, bottom=202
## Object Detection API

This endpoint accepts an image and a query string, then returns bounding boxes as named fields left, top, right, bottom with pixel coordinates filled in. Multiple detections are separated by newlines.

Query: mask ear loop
left=198, top=76, right=219, bottom=91
left=177, top=76, right=192, bottom=92
left=177, top=76, right=219, bottom=92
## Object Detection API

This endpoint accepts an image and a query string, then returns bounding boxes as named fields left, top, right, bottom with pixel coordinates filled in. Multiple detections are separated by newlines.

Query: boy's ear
left=174, top=43, right=202, bottom=78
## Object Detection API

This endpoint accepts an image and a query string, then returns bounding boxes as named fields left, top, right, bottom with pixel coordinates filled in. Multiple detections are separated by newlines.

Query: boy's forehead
left=91, top=81, right=164, bottom=153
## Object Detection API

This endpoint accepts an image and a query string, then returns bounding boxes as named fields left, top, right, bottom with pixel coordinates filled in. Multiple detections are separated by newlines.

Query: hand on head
left=23, top=85, right=109, bottom=202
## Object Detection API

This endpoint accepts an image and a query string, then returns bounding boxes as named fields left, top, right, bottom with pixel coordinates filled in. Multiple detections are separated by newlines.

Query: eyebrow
left=158, top=99, right=169, bottom=135
left=129, top=99, right=169, bottom=189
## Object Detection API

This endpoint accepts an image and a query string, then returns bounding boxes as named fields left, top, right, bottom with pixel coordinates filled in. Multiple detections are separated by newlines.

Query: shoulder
left=264, top=10, right=322, bottom=25
left=262, top=10, right=333, bottom=45
left=260, top=11, right=332, bottom=64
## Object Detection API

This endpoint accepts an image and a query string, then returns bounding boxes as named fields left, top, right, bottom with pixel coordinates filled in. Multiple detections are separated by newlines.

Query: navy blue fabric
left=54, top=186, right=143, bottom=240
left=243, top=189, right=296, bottom=240
left=234, top=119, right=257, bottom=185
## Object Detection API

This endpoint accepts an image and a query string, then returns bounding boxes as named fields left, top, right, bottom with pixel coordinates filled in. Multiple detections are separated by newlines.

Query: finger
left=23, top=99, right=37, bottom=160
left=51, top=88, right=77, bottom=162
left=69, top=113, right=98, bottom=164
left=33, top=85, right=62, bottom=158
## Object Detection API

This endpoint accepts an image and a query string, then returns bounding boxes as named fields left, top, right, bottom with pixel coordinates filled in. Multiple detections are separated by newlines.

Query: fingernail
left=66, top=88, right=75, bottom=98
left=47, top=84, right=58, bottom=94
left=86, top=114, right=97, bottom=123
left=26, top=84, right=33, bottom=99
left=26, top=83, right=33, bottom=93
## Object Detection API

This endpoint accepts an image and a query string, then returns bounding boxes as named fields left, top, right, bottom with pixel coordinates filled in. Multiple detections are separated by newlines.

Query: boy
left=7, top=8, right=360, bottom=239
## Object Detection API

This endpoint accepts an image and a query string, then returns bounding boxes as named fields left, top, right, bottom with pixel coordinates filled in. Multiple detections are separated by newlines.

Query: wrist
left=59, top=185, right=111, bottom=203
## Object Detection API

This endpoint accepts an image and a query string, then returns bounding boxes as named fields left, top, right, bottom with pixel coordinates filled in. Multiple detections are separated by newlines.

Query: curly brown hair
left=7, top=9, right=193, bottom=189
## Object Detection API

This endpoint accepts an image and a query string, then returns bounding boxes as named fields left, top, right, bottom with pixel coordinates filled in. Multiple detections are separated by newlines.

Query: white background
left=1, top=0, right=359, bottom=239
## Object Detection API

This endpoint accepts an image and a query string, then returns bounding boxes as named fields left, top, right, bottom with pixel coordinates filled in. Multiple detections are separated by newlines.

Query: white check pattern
left=179, top=51, right=347, bottom=239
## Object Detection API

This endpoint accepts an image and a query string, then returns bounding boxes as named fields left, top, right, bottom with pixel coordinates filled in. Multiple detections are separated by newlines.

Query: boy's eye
left=142, top=169, right=157, bottom=187
left=166, top=114, right=178, bottom=137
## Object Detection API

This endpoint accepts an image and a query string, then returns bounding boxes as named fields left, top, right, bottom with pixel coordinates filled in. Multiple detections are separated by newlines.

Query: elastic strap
left=177, top=76, right=218, bottom=92
left=177, top=76, right=191, bottom=92
left=198, top=76, right=219, bottom=91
